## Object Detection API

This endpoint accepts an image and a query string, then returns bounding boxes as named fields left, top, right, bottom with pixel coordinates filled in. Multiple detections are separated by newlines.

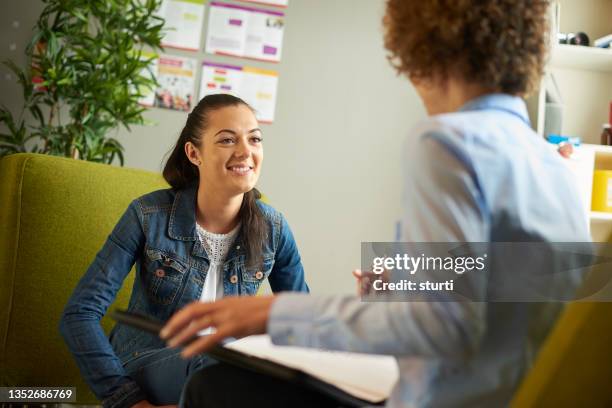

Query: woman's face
left=187, top=104, right=263, bottom=197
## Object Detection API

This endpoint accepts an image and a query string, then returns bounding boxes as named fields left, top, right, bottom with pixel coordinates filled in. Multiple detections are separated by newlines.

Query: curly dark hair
left=383, top=0, right=549, bottom=96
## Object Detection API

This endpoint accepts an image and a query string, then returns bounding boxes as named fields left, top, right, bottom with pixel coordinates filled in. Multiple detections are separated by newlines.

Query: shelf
left=550, top=44, right=612, bottom=72
left=590, top=211, right=612, bottom=222
left=587, top=143, right=612, bottom=155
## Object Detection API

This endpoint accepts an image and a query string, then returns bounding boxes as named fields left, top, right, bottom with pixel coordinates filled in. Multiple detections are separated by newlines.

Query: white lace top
left=195, top=222, right=240, bottom=335
left=195, top=222, right=240, bottom=303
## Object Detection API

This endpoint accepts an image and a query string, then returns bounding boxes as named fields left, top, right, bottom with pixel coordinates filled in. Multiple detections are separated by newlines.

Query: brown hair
left=383, top=0, right=549, bottom=96
left=163, top=94, right=267, bottom=268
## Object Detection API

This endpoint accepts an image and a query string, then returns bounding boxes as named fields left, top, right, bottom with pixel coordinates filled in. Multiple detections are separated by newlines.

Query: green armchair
left=0, top=153, right=168, bottom=404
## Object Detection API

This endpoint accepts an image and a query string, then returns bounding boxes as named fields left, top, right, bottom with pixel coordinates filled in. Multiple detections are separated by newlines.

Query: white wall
left=1, top=0, right=425, bottom=295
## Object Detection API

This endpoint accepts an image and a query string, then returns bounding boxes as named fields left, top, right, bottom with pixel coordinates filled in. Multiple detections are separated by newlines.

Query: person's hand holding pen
left=160, top=296, right=276, bottom=358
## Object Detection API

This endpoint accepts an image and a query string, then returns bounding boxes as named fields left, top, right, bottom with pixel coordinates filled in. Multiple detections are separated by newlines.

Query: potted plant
left=0, top=0, right=165, bottom=164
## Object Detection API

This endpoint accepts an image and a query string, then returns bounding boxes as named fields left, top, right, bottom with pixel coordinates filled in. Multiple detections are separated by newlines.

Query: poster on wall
left=137, top=52, right=159, bottom=107
left=158, top=0, right=207, bottom=51
left=200, top=61, right=279, bottom=123
left=154, top=55, right=197, bottom=112
left=205, top=1, right=285, bottom=62
left=237, top=0, right=288, bottom=7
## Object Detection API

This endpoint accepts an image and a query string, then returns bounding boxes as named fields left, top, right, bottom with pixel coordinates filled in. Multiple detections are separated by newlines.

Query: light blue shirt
left=268, top=94, right=590, bottom=407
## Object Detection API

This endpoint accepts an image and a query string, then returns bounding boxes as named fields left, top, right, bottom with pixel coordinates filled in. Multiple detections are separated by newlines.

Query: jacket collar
left=168, top=184, right=198, bottom=241
left=167, top=185, right=247, bottom=262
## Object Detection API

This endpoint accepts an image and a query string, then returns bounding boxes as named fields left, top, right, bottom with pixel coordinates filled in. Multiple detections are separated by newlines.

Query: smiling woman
left=59, top=94, right=309, bottom=408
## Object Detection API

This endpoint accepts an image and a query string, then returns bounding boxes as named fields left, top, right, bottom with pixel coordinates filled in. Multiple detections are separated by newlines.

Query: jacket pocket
left=143, top=247, right=187, bottom=305
left=240, top=257, right=274, bottom=294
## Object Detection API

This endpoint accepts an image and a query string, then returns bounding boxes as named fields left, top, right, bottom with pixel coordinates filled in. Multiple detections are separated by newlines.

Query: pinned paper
left=200, top=61, right=279, bottom=123
left=205, top=1, right=285, bottom=62
left=154, top=55, right=197, bottom=112
left=137, top=52, right=159, bottom=107
left=159, top=0, right=207, bottom=51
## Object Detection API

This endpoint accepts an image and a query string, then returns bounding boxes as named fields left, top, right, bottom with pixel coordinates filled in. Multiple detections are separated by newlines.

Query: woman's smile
left=227, top=164, right=254, bottom=175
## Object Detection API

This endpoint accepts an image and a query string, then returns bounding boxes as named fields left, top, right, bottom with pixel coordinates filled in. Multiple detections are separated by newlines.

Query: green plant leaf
left=28, top=105, right=46, bottom=127
left=1, top=0, right=163, bottom=163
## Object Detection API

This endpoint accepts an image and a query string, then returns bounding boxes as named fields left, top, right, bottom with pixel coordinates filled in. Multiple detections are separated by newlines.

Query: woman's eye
left=219, top=138, right=234, bottom=144
left=251, top=136, right=263, bottom=143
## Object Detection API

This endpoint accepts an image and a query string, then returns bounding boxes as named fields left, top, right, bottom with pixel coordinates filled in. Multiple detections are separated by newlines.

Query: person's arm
left=267, top=213, right=309, bottom=293
left=59, top=200, right=148, bottom=408
left=268, top=134, right=488, bottom=358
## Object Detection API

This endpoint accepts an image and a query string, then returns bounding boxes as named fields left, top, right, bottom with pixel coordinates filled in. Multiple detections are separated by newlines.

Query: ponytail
left=240, top=188, right=267, bottom=269
left=162, top=125, right=199, bottom=190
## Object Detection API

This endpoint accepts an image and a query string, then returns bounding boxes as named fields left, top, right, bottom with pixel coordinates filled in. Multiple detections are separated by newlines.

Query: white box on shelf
left=550, top=44, right=612, bottom=73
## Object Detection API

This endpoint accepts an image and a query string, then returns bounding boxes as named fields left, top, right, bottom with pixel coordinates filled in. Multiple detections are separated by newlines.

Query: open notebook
left=225, top=335, right=399, bottom=404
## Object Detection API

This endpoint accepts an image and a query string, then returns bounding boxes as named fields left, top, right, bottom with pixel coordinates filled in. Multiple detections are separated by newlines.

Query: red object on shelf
left=602, top=124, right=612, bottom=146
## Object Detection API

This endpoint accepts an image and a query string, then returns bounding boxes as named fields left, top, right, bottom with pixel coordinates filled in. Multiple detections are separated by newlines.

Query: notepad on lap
left=225, top=335, right=399, bottom=403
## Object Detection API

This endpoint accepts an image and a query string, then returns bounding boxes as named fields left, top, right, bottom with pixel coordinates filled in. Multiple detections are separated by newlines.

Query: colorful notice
left=137, top=52, right=159, bottom=107
left=159, top=0, right=207, bottom=51
left=200, top=61, right=279, bottom=123
left=154, top=55, right=197, bottom=112
left=205, top=1, right=285, bottom=62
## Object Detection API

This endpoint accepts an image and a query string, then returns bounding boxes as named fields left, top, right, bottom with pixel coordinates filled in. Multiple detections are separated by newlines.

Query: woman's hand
left=160, top=296, right=276, bottom=358
left=353, top=268, right=389, bottom=296
left=353, top=269, right=372, bottom=296
left=130, top=400, right=176, bottom=408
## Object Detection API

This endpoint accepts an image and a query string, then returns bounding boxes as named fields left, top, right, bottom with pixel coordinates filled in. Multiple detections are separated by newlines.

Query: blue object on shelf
left=546, top=134, right=581, bottom=146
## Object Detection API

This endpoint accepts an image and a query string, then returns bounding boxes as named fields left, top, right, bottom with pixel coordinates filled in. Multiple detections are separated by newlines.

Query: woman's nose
left=234, top=138, right=251, bottom=158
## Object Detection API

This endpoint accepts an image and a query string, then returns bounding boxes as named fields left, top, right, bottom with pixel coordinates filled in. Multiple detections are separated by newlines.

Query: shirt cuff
left=102, top=381, right=147, bottom=408
left=268, top=293, right=320, bottom=347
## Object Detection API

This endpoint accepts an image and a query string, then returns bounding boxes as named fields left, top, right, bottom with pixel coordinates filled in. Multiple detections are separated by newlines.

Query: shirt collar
left=458, top=93, right=531, bottom=126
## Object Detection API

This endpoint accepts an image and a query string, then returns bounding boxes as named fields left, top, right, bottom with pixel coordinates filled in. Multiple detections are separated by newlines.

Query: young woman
left=162, top=1, right=590, bottom=407
left=60, top=94, right=309, bottom=408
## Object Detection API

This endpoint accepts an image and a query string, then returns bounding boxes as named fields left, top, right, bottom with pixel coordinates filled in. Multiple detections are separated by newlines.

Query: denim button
left=255, top=271, right=264, bottom=280
left=155, top=269, right=165, bottom=278
left=230, top=275, right=238, bottom=284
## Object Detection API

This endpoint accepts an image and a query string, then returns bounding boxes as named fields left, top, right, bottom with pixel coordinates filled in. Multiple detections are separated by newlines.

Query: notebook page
left=225, top=335, right=399, bottom=402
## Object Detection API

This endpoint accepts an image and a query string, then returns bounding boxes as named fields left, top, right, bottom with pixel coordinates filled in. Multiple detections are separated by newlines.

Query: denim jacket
left=59, top=186, right=308, bottom=408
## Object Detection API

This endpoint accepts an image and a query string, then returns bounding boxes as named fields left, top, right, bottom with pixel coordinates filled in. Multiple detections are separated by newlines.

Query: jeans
left=124, top=347, right=215, bottom=406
